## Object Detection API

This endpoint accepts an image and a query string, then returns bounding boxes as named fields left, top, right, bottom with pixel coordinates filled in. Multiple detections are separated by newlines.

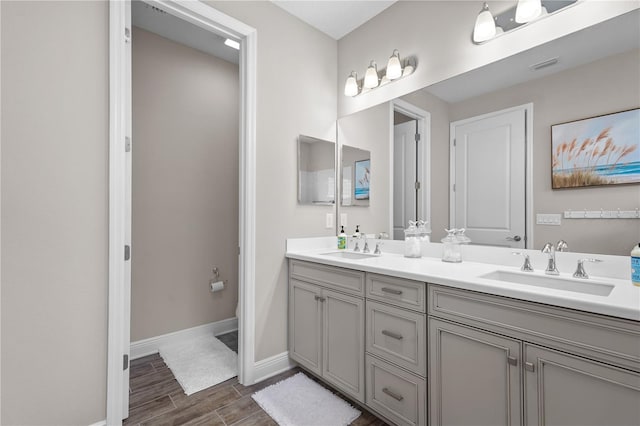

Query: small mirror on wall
left=298, top=135, right=336, bottom=205
left=342, top=145, right=371, bottom=206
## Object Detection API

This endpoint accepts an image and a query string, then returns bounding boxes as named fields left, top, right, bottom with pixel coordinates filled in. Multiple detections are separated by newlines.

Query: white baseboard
left=87, top=420, right=106, bottom=426
left=130, top=317, right=238, bottom=360
left=252, top=351, right=294, bottom=384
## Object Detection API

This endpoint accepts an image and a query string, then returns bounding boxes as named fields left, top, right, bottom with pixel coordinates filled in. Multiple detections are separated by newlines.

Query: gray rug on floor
left=252, top=372, right=361, bottom=426
left=159, top=334, right=237, bottom=395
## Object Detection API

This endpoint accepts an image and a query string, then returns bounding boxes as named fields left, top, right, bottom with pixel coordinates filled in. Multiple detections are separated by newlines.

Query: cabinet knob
left=507, top=356, right=518, bottom=366
left=314, top=295, right=326, bottom=302
left=525, top=361, right=535, bottom=372
left=382, top=387, right=404, bottom=401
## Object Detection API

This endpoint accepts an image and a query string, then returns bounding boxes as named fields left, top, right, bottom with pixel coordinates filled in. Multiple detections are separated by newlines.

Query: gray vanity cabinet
left=288, top=260, right=365, bottom=403
left=429, top=318, right=523, bottom=426
left=524, top=344, right=640, bottom=426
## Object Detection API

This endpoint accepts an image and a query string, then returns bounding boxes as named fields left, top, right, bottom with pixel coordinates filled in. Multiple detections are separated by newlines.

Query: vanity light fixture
left=344, top=51, right=417, bottom=97
left=386, top=50, right=402, bottom=80
left=363, top=61, right=380, bottom=89
left=473, top=3, right=497, bottom=43
left=344, top=71, right=359, bottom=97
left=473, top=0, right=576, bottom=44
left=515, top=0, right=542, bottom=23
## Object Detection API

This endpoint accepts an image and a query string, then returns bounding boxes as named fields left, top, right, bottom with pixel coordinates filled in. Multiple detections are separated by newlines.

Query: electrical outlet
left=340, top=213, right=348, bottom=227
left=536, top=213, right=561, bottom=226
left=325, top=213, right=334, bottom=229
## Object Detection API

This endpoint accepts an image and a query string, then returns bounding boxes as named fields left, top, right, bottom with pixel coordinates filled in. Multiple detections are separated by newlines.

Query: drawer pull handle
left=382, top=387, right=404, bottom=401
left=381, top=330, right=403, bottom=340
left=381, top=287, right=403, bottom=295
left=507, top=356, right=518, bottom=366
left=525, top=362, right=535, bottom=372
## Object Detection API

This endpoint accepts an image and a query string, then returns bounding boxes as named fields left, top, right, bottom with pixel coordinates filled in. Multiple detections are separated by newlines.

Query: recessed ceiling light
left=224, top=38, right=240, bottom=50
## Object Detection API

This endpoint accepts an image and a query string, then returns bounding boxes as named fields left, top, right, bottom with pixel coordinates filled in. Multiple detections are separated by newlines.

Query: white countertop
left=286, top=238, right=640, bottom=321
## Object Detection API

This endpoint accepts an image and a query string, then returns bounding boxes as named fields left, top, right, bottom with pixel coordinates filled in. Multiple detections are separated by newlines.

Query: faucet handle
left=573, top=258, right=602, bottom=279
left=556, top=240, right=569, bottom=252
left=353, top=241, right=361, bottom=252
left=363, top=240, right=370, bottom=253
left=374, top=242, right=384, bottom=255
left=512, top=252, right=534, bottom=272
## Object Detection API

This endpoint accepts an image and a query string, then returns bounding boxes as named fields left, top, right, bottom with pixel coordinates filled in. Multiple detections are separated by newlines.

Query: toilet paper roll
left=210, top=280, right=225, bottom=292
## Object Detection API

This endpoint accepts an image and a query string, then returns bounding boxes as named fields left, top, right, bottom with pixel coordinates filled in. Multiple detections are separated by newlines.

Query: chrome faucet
left=542, top=242, right=559, bottom=275
left=512, top=252, right=534, bottom=272
left=573, top=258, right=603, bottom=279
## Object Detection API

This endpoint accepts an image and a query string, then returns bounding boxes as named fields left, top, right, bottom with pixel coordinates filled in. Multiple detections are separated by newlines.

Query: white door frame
left=449, top=103, right=534, bottom=248
left=390, top=99, right=431, bottom=235
left=108, top=1, right=257, bottom=423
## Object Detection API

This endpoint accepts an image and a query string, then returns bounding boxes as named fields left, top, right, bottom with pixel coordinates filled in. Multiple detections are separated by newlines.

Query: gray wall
left=448, top=49, right=640, bottom=255
left=131, top=27, right=239, bottom=342
left=1, top=1, right=108, bottom=424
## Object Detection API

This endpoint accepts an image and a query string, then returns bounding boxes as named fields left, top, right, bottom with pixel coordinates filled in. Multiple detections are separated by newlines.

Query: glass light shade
left=402, top=64, right=414, bottom=76
left=473, top=3, right=496, bottom=43
left=515, top=0, right=542, bottom=23
left=344, top=72, right=359, bottom=97
left=363, top=61, right=379, bottom=89
left=386, top=50, right=402, bottom=80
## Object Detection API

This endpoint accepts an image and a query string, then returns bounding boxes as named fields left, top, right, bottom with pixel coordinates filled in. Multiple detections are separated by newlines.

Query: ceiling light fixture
left=344, top=51, right=417, bottom=97
left=224, top=38, right=240, bottom=50
left=473, top=3, right=496, bottom=43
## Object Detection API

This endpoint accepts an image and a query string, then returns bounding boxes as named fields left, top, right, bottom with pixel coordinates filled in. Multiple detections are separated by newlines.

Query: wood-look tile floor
left=125, top=332, right=388, bottom=426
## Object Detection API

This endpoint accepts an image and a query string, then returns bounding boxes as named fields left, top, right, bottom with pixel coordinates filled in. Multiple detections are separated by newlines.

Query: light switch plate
left=325, top=213, right=334, bottom=229
left=536, top=213, right=561, bottom=226
left=340, top=213, right=348, bottom=227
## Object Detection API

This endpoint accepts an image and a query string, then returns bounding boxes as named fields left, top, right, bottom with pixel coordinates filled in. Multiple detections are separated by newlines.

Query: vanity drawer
left=428, top=284, right=640, bottom=372
left=366, top=354, right=426, bottom=426
left=366, top=300, right=426, bottom=376
left=366, top=273, right=426, bottom=312
left=289, top=259, right=365, bottom=296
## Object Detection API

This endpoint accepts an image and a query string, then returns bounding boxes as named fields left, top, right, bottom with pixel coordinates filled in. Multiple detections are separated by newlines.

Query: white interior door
left=451, top=107, right=526, bottom=248
left=394, top=120, right=417, bottom=239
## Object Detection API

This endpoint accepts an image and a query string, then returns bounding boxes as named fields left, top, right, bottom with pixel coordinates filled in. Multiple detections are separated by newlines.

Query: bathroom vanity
left=286, top=238, right=640, bottom=426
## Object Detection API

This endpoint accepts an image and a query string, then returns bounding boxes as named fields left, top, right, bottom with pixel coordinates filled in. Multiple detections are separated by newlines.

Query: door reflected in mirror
left=341, top=145, right=370, bottom=207
left=298, top=135, right=335, bottom=205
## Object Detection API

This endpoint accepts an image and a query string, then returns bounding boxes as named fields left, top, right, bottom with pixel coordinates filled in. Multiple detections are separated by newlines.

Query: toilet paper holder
left=210, top=267, right=226, bottom=292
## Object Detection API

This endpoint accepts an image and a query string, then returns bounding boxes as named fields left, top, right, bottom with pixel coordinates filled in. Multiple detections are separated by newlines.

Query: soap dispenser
left=337, top=226, right=347, bottom=250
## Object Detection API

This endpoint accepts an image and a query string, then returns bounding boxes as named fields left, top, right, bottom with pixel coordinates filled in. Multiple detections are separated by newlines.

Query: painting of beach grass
left=354, top=159, right=370, bottom=200
left=551, top=108, right=640, bottom=189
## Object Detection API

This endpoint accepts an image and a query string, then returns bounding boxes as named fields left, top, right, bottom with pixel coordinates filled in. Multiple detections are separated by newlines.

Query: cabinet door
left=524, top=344, right=640, bottom=426
left=429, top=318, right=522, bottom=426
left=322, top=288, right=365, bottom=403
left=289, top=279, right=322, bottom=375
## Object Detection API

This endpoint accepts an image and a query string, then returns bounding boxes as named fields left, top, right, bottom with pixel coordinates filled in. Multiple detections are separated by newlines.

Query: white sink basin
left=480, top=270, right=614, bottom=296
left=320, top=251, right=377, bottom=260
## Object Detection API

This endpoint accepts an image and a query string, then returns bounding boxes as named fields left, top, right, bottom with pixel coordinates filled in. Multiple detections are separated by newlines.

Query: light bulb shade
left=386, top=50, right=402, bottom=80
left=515, top=0, right=542, bottom=23
left=473, top=3, right=496, bottom=43
left=344, top=72, right=359, bottom=97
left=363, top=61, right=379, bottom=89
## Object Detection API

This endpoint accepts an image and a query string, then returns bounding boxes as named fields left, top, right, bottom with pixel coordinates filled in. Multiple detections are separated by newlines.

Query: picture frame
left=354, top=159, right=370, bottom=200
left=551, top=108, right=640, bottom=189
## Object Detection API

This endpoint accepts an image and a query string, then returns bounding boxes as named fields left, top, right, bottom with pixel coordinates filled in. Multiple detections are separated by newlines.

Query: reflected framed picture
left=354, top=159, right=370, bottom=200
left=551, top=108, right=640, bottom=189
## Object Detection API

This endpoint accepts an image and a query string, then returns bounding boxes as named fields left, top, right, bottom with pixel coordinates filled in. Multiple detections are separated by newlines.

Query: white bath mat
left=159, top=334, right=237, bottom=396
left=251, top=372, right=361, bottom=426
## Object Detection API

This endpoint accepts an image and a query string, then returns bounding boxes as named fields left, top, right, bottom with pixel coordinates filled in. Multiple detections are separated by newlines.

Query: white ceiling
left=131, top=1, right=239, bottom=64
left=271, top=0, right=397, bottom=40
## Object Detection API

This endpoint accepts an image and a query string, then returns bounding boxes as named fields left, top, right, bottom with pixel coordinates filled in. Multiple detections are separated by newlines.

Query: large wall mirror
left=336, top=9, right=639, bottom=256
left=298, top=135, right=336, bottom=205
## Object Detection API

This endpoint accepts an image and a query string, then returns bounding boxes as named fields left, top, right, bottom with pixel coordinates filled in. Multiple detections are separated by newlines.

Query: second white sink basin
left=320, top=251, right=377, bottom=260
left=480, top=270, right=614, bottom=296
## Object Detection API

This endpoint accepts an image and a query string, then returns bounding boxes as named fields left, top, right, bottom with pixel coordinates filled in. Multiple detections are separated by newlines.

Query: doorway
left=449, top=104, right=533, bottom=248
left=391, top=100, right=431, bottom=239
left=108, top=1, right=257, bottom=423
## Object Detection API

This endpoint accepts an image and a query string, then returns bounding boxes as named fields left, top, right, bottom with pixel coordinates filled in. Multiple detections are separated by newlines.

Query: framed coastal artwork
left=551, top=108, right=640, bottom=189
left=354, top=159, right=370, bottom=200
